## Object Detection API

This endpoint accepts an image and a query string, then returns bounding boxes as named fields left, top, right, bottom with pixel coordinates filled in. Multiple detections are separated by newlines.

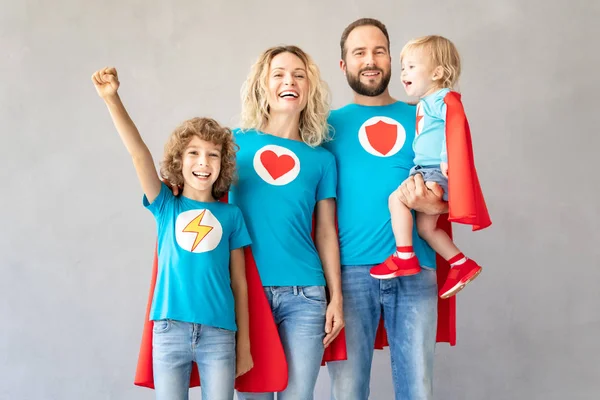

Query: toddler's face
left=400, top=48, right=440, bottom=98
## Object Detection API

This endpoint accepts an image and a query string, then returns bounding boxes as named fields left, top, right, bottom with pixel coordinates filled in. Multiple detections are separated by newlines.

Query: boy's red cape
left=133, top=92, right=499, bottom=390
left=134, top=245, right=290, bottom=392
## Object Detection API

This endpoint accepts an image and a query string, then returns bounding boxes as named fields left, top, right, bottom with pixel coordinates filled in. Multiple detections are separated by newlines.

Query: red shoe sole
left=439, top=265, right=482, bottom=299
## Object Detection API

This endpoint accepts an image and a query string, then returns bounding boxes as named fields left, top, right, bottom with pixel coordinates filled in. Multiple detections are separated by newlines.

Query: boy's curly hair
left=160, top=117, right=237, bottom=200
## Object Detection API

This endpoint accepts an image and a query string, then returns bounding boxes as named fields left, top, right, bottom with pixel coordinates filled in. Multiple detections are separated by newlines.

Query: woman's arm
left=315, top=198, right=345, bottom=347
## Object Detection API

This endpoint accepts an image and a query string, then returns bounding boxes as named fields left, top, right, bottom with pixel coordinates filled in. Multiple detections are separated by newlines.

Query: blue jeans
left=237, top=286, right=327, bottom=400
left=327, top=266, right=438, bottom=400
left=152, top=319, right=236, bottom=400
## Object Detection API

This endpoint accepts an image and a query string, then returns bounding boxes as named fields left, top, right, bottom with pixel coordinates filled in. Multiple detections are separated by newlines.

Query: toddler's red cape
left=444, top=91, right=492, bottom=231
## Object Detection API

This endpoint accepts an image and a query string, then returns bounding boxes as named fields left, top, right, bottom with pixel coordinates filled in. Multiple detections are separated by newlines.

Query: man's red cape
left=444, top=91, right=492, bottom=231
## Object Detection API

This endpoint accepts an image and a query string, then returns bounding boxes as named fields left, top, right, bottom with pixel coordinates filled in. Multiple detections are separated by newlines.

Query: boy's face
left=181, top=136, right=222, bottom=197
left=400, top=48, right=441, bottom=98
left=341, top=25, right=391, bottom=97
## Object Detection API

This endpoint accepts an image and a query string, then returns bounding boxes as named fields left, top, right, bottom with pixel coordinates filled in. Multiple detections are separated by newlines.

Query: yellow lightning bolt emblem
left=182, top=210, right=213, bottom=252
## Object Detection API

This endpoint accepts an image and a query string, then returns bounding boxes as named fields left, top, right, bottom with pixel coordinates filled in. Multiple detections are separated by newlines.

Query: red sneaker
left=439, top=259, right=482, bottom=299
left=370, top=255, right=421, bottom=279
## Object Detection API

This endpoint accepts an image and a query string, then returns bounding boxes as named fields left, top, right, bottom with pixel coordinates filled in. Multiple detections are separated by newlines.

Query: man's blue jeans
left=328, top=265, right=438, bottom=400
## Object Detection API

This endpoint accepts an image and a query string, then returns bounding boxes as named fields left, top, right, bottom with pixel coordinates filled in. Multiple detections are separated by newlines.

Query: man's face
left=341, top=25, right=392, bottom=97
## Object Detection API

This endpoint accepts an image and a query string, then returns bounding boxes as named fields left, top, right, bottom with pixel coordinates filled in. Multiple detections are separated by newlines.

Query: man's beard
left=346, top=67, right=391, bottom=97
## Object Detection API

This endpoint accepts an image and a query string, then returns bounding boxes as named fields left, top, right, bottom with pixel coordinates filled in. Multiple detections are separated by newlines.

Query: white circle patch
left=358, top=116, right=406, bottom=157
left=253, top=145, right=300, bottom=186
left=175, top=209, right=223, bottom=253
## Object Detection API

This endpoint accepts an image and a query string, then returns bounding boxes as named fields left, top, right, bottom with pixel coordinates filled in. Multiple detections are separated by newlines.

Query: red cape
left=135, top=191, right=460, bottom=391
left=134, top=245, right=289, bottom=392
left=333, top=215, right=457, bottom=354
left=134, top=196, right=345, bottom=392
left=444, top=91, right=492, bottom=231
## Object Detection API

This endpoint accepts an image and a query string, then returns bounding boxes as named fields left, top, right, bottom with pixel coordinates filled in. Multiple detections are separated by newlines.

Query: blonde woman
left=231, top=45, right=344, bottom=400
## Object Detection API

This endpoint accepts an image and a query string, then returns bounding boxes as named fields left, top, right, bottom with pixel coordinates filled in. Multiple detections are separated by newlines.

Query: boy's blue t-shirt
left=229, top=129, right=337, bottom=286
left=144, top=183, right=251, bottom=331
left=324, top=102, right=436, bottom=269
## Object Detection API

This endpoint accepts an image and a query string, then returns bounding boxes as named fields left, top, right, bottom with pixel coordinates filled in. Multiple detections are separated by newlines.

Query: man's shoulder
left=328, top=104, right=357, bottom=123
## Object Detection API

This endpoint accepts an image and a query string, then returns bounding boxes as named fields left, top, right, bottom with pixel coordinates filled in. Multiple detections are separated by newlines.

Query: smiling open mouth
left=361, top=70, right=381, bottom=77
left=279, top=91, right=299, bottom=98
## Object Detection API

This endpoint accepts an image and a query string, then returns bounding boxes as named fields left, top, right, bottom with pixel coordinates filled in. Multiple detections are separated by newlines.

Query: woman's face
left=266, top=52, right=309, bottom=116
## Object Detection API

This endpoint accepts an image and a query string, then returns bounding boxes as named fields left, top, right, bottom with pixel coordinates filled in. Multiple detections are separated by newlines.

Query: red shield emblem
left=365, top=120, right=397, bottom=156
left=416, top=103, right=424, bottom=136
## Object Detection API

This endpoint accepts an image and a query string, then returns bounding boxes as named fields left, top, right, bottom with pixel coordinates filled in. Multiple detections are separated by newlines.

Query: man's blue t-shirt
left=324, top=102, right=436, bottom=269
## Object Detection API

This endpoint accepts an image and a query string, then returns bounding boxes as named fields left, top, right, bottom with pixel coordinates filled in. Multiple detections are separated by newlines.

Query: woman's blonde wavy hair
left=160, top=117, right=237, bottom=200
left=239, top=45, right=331, bottom=147
left=400, top=35, right=461, bottom=90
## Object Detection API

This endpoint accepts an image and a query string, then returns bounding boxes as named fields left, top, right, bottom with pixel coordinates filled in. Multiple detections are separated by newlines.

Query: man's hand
left=396, top=173, right=448, bottom=215
left=323, top=296, right=344, bottom=348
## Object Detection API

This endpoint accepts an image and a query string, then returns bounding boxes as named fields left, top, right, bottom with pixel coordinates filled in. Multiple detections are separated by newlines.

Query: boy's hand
left=440, top=162, right=448, bottom=178
left=235, top=343, right=254, bottom=378
left=91, top=67, right=120, bottom=99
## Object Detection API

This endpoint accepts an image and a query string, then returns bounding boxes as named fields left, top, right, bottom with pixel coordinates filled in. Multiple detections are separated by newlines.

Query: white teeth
left=193, top=172, right=210, bottom=177
left=279, top=91, right=298, bottom=98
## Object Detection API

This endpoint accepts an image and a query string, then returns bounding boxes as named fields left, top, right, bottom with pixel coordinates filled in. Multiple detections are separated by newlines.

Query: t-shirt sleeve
left=230, top=207, right=252, bottom=250
left=316, top=153, right=338, bottom=202
left=143, top=183, right=173, bottom=220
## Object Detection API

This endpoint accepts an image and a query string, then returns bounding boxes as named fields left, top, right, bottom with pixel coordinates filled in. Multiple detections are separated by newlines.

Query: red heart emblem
left=260, top=150, right=295, bottom=180
left=365, top=120, right=397, bottom=155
